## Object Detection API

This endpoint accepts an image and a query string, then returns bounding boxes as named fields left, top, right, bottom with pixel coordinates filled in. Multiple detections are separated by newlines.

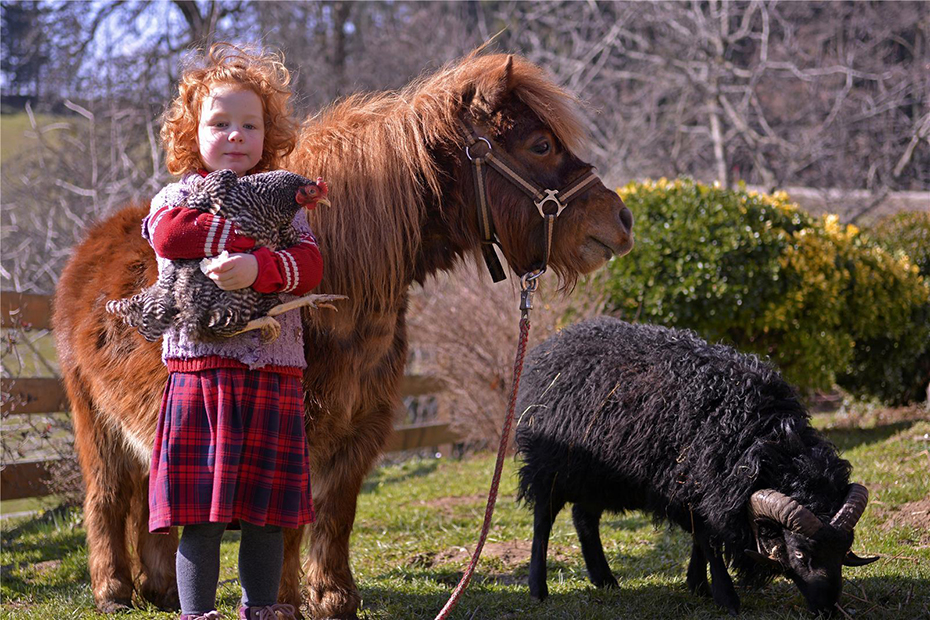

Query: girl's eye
left=531, top=140, right=551, bottom=155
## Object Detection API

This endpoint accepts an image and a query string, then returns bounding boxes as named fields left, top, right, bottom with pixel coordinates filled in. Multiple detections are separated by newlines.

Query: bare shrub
left=1, top=101, right=166, bottom=294
left=407, top=263, right=607, bottom=449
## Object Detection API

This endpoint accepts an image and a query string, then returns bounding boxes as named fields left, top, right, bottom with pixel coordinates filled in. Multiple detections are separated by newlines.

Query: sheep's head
left=745, top=484, right=878, bottom=616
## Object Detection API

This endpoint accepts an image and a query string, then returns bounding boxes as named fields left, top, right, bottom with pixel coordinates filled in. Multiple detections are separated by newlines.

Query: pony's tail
left=105, top=292, right=173, bottom=342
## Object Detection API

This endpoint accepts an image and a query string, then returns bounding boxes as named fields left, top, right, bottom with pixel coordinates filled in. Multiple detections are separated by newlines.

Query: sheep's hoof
left=594, top=575, right=619, bottom=590
left=689, top=579, right=710, bottom=597
left=529, top=582, right=549, bottom=601
left=712, top=591, right=740, bottom=616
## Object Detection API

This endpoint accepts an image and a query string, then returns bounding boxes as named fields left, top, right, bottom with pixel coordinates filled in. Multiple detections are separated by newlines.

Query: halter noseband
left=462, top=119, right=599, bottom=283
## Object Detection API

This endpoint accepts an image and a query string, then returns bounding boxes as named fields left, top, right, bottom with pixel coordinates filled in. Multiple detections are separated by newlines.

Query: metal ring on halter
left=520, top=269, right=545, bottom=290
left=535, top=189, right=566, bottom=218
left=465, top=137, right=492, bottom=161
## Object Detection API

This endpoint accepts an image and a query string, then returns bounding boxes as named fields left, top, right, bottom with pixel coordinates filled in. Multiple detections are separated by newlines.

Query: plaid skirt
left=149, top=369, right=314, bottom=532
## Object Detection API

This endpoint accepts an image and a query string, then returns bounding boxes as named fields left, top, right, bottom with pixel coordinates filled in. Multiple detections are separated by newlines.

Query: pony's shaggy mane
left=290, top=52, right=590, bottom=313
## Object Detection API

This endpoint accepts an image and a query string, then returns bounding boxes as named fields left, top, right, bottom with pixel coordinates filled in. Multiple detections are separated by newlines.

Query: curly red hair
left=161, top=42, right=298, bottom=176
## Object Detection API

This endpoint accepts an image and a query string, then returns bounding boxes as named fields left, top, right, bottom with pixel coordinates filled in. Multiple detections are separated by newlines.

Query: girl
left=144, top=43, right=319, bottom=620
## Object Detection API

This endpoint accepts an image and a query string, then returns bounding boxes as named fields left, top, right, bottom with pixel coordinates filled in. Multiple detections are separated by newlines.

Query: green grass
left=2, top=416, right=929, bottom=619
left=0, top=112, right=73, bottom=165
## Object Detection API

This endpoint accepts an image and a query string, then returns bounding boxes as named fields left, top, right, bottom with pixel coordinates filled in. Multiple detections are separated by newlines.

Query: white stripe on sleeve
left=204, top=215, right=219, bottom=256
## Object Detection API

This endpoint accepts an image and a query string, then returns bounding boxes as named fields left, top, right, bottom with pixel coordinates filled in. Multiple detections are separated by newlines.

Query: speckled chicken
left=107, top=169, right=337, bottom=342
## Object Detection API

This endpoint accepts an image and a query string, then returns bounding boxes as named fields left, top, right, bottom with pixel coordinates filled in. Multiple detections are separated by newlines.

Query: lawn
left=0, top=112, right=74, bottom=165
left=2, top=412, right=928, bottom=619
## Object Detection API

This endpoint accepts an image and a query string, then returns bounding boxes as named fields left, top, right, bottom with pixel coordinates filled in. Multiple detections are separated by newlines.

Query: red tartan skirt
left=149, top=369, right=315, bottom=532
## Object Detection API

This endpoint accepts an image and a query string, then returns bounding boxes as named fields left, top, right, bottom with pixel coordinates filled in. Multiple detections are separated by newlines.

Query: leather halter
left=462, top=119, right=600, bottom=282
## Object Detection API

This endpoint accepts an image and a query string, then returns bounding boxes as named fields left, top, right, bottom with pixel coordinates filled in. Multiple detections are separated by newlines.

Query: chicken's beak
left=315, top=197, right=331, bottom=209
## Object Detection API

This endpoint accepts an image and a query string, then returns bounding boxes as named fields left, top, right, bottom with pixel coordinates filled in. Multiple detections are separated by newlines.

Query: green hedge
left=598, top=178, right=929, bottom=400
left=836, top=211, right=930, bottom=404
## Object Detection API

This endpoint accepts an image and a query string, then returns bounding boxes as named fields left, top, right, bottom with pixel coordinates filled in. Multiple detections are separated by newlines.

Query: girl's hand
left=207, top=253, right=258, bottom=290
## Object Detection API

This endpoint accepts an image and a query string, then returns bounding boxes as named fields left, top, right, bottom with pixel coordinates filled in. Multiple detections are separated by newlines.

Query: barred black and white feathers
left=107, top=169, right=324, bottom=342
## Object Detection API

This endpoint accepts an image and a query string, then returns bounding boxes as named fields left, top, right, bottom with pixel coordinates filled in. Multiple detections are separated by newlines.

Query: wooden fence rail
left=1, top=291, right=456, bottom=502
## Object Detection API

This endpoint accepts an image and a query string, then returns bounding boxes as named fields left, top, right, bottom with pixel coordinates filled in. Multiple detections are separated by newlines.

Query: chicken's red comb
left=296, top=178, right=330, bottom=208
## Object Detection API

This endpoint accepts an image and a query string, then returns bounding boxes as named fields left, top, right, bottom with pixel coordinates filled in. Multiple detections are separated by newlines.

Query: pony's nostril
left=618, top=207, right=634, bottom=233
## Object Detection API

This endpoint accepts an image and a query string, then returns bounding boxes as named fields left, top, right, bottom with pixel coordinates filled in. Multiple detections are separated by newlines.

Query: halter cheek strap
left=463, top=120, right=600, bottom=282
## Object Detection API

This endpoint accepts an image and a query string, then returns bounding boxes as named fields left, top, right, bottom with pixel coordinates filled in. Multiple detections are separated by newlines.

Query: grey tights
left=177, top=521, right=284, bottom=614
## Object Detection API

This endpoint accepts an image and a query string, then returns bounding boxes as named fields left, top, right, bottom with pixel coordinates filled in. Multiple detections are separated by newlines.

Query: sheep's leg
left=686, top=539, right=710, bottom=596
left=571, top=504, right=618, bottom=590
left=697, top=535, right=739, bottom=616
left=529, top=493, right=565, bottom=601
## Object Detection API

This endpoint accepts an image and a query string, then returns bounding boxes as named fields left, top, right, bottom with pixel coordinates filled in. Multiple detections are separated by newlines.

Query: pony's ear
left=465, top=55, right=515, bottom=118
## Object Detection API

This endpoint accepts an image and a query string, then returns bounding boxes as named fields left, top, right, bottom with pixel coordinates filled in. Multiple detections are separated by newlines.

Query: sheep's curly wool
left=107, top=169, right=315, bottom=342
left=514, top=316, right=853, bottom=586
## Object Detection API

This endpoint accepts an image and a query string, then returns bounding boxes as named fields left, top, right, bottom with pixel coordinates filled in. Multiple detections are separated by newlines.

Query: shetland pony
left=54, top=52, right=633, bottom=619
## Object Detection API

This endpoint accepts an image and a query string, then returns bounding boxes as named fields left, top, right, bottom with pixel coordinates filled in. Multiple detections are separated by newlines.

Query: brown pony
left=54, top=52, right=633, bottom=619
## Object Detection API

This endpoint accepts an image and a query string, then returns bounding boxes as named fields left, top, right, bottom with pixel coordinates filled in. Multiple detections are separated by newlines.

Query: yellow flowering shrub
left=837, top=212, right=930, bottom=404
left=600, top=178, right=929, bottom=398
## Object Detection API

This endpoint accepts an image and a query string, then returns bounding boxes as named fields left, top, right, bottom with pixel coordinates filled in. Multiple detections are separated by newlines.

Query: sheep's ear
left=190, top=169, right=237, bottom=214
left=465, top=55, right=515, bottom=118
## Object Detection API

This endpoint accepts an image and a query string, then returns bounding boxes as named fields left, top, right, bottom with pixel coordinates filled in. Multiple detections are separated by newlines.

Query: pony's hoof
left=306, top=584, right=361, bottom=620
left=96, top=599, right=133, bottom=613
left=139, top=581, right=180, bottom=611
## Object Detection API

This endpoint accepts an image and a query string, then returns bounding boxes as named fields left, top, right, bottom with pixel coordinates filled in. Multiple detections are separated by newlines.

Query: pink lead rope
left=433, top=274, right=539, bottom=620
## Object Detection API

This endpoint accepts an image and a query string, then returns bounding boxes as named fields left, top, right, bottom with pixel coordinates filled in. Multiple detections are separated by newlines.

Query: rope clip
left=519, top=269, right=544, bottom=316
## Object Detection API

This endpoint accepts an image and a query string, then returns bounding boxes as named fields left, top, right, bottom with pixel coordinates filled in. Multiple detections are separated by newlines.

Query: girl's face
left=197, top=84, right=265, bottom=176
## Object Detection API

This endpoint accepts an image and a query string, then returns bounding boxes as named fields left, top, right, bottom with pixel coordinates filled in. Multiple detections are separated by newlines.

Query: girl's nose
left=228, top=128, right=244, bottom=142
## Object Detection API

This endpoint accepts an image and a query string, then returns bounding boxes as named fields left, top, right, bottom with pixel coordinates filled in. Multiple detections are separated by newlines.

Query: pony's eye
left=794, top=551, right=805, bottom=560
left=531, top=140, right=551, bottom=155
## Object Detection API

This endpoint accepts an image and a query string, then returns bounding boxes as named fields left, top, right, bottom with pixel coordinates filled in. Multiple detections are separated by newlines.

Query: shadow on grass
left=361, top=460, right=440, bottom=494
left=362, top=567, right=930, bottom=619
left=0, top=504, right=77, bottom=543
left=820, top=421, right=917, bottom=452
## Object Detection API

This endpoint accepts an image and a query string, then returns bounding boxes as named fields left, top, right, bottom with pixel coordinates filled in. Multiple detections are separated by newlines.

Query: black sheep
left=515, top=316, right=877, bottom=616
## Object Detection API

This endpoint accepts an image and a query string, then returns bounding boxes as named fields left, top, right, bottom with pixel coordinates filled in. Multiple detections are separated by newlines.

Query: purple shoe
left=179, top=613, right=222, bottom=620
left=238, top=603, right=298, bottom=620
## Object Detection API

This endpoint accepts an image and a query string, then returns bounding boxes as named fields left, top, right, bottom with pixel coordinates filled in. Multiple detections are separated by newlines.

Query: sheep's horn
left=749, top=489, right=823, bottom=538
left=744, top=548, right=782, bottom=569
left=843, top=550, right=880, bottom=567
left=830, top=483, right=869, bottom=533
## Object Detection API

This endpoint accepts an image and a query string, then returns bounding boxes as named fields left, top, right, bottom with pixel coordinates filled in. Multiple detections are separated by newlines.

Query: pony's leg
left=68, top=380, right=136, bottom=612
left=571, top=503, right=618, bottom=589
left=302, top=420, right=390, bottom=620
left=279, top=526, right=305, bottom=611
left=130, top=472, right=180, bottom=610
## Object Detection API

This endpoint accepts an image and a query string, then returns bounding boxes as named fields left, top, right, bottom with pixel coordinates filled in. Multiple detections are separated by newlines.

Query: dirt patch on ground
left=415, top=494, right=488, bottom=517
left=32, top=559, right=61, bottom=574
left=880, top=497, right=930, bottom=546
left=823, top=404, right=930, bottom=428
left=406, top=539, right=575, bottom=585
